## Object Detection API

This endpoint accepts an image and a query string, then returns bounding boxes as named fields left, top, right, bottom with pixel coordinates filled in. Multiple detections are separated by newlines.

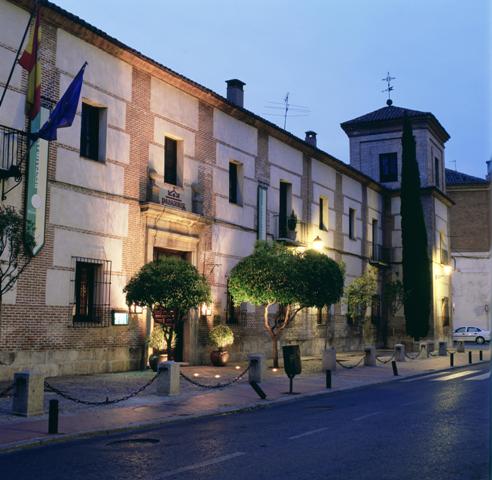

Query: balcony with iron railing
left=0, top=125, right=27, bottom=199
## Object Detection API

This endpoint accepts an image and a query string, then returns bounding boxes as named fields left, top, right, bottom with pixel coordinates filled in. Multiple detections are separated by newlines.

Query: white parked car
left=453, top=326, right=490, bottom=344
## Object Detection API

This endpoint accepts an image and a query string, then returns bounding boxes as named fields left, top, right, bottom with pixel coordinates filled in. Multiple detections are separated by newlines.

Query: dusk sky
left=54, top=0, right=490, bottom=178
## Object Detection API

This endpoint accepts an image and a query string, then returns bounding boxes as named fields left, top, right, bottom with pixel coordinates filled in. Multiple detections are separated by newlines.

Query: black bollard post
left=480, top=350, right=483, bottom=361
left=391, top=360, right=398, bottom=376
left=288, top=376, right=294, bottom=394
left=48, top=399, right=59, bottom=434
left=450, top=352, right=454, bottom=367
left=468, top=351, right=472, bottom=364
left=326, top=369, right=332, bottom=389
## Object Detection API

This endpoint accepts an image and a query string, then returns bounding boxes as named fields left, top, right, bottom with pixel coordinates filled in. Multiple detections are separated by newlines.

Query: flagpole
left=0, top=9, right=35, bottom=111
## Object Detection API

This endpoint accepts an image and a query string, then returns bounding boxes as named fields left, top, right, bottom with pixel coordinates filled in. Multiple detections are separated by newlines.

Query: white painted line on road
left=288, top=427, right=328, bottom=440
left=465, top=372, right=490, bottom=381
left=353, top=411, right=382, bottom=422
left=400, top=371, right=450, bottom=383
left=433, top=370, right=477, bottom=382
left=157, top=452, right=246, bottom=478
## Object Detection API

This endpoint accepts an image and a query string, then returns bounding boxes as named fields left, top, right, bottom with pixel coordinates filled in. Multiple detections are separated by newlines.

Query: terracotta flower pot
left=210, top=350, right=229, bottom=367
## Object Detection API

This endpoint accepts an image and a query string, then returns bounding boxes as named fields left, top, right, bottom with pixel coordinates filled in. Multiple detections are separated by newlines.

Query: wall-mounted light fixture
left=200, top=302, right=212, bottom=316
left=312, top=235, right=324, bottom=251
left=129, top=304, right=143, bottom=314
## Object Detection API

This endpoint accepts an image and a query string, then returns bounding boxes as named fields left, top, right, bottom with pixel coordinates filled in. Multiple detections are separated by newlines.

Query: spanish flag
left=19, top=10, right=41, bottom=120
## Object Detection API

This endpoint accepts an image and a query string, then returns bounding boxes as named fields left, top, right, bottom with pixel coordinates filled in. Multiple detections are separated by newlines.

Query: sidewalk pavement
left=0, top=349, right=489, bottom=452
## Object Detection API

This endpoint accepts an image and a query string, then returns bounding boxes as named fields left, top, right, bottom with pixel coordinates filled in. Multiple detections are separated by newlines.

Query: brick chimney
left=305, top=131, right=317, bottom=147
left=487, top=160, right=491, bottom=181
left=226, top=79, right=245, bottom=108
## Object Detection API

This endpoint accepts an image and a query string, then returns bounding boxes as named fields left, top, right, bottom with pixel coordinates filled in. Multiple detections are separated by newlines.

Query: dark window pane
left=80, top=103, right=100, bottom=161
left=164, top=137, right=178, bottom=185
left=229, top=162, right=238, bottom=204
left=279, top=182, right=289, bottom=237
left=349, top=208, right=355, bottom=239
left=379, top=153, right=398, bottom=182
left=435, top=157, right=440, bottom=188
left=319, top=197, right=325, bottom=230
left=75, top=262, right=97, bottom=321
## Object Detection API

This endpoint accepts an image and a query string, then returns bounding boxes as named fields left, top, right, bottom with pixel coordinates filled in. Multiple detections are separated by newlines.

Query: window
left=80, top=102, right=106, bottom=161
left=319, top=196, right=328, bottom=231
left=257, top=184, right=267, bottom=240
left=442, top=297, right=450, bottom=327
left=349, top=208, right=356, bottom=240
left=467, top=327, right=480, bottom=333
left=439, top=232, right=449, bottom=265
left=455, top=327, right=466, bottom=333
left=279, top=181, right=292, bottom=238
left=317, top=305, right=332, bottom=325
left=435, top=157, right=440, bottom=189
left=379, top=152, right=398, bottom=182
left=72, top=257, right=112, bottom=326
left=164, top=137, right=178, bottom=185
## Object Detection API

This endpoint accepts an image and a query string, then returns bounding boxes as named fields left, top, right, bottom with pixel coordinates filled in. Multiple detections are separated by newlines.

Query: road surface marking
left=401, top=372, right=450, bottom=383
left=157, top=452, right=246, bottom=478
left=465, top=372, right=490, bottom=381
left=353, top=411, right=382, bottom=422
left=289, top=427, right=328, bottom=440
left=433, top=370, right=477, bottom=381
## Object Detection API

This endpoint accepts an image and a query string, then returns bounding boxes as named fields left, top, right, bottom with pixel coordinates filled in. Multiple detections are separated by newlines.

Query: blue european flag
left=34, top=62, right=87, bottom=141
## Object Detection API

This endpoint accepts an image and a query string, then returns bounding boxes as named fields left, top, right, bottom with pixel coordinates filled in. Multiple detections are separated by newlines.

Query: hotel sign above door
left=159, top=187, right=186, bottom=210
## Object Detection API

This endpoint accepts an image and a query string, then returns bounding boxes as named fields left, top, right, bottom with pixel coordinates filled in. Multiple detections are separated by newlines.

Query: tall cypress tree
left=400, top=116, right=431, bottom=340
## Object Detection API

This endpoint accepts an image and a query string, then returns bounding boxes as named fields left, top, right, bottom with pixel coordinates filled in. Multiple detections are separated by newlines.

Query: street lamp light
left=313, top=236, right=324, bottom=251
left=442, top=264, right=453, bottom=276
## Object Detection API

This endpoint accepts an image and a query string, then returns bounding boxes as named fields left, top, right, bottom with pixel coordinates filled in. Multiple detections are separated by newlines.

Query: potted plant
left=147, top=326, right=166, bottom=372
left=287, top=210, right=297, bottom=240
left=209, top=325, right=234, bottom=366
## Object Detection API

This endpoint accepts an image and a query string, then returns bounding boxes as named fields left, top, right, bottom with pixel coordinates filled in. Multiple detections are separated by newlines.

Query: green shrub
left=209, top=325, right=234, bottom=349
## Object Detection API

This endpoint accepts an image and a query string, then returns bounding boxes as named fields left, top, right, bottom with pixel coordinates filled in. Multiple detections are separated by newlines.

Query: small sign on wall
left=112, top=310, right=129, bottom=326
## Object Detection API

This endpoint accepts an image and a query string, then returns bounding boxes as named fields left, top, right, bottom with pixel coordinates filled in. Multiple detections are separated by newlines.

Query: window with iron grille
left=71, top=257, right=111, bottom=326
left=379, top=152, right=398, bottom=183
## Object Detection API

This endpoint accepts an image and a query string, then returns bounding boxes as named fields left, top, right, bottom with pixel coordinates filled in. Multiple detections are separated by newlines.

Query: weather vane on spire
left=382, top=72, right=396, bottom=106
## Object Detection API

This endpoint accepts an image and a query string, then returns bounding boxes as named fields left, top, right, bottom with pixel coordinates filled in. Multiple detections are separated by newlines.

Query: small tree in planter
left=124, top=257, right=211, bottom=364
left=229, top=242, right=344, bottom=367
left=344, top=266, right=378, bottom=326
left=0, top=206, right=35, bottom=319
left=209, top=325, right=234, bottom=366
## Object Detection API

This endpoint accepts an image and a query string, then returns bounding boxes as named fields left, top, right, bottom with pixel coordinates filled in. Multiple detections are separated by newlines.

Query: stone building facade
left=446, top=166, right=491, bottom=331
left=0, top=0, right=454, bottom=379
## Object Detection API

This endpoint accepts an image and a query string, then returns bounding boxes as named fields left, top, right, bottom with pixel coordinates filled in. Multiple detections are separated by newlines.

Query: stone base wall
left=0, top=346, right=144, bottom=381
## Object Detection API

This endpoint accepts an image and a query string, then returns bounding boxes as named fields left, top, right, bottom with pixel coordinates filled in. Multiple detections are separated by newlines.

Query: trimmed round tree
left=400, top=116, right=432, bottom=340
left=228, top=241, right=344, bottom=367
left=124, top=257, right=211, bottom=359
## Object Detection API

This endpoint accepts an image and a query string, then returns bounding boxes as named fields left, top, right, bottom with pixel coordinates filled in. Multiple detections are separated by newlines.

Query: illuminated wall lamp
left=312, top=235, right=324, bottom=251
left=200, top=302, right=212, bottom=316
left=129, top=304, right=143, bottom=314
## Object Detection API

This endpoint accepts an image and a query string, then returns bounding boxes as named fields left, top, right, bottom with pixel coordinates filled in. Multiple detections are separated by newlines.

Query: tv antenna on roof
left=382, top=72, right=396, bottom=106
left=263, top=92, right=309, bottom=130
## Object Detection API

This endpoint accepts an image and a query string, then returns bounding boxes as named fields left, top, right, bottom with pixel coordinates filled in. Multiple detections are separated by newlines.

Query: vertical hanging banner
left=25, top=107, right=49, bottom=255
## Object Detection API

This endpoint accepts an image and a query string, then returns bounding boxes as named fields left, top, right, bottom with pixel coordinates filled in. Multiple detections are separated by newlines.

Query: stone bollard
left=438, top=341, right=448, bottom=356
left=419, top=342, right=429, bottom=359
left=364, top=346, right=376, bottom=366
left=322, top=347, right=337, bottom=373
left=457, top=341, right=465, bottom=353
left=394, top=344, right=406, bottom=362
left=247, top=353, right=265, bottom=383
left=157, top=361, right=180, bottom=396
left=12, top=371, right=44, bottom=416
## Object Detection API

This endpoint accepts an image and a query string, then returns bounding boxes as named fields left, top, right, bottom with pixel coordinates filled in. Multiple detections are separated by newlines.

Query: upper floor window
left=164, top=137, right=178, bottom=185
left=80, top=102, right=106, bottom=161
left=434, top=157, right=440, bottom=189
left=319, top=196, right=328, bottom=231
left=229, top=161, right=243, bottom=205
left=72, top=257, right=111, bottom=326
left=279, top=181, right=292, bottom=238
left=349, top=208, right=356, bottom=240
left=379, top=152, right=398, bottom=183
left=257, top=184, right=267, bottom=240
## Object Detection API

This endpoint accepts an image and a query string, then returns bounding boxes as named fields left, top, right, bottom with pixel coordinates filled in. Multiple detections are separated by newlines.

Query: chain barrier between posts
left=404, top=352, right=420, bottom=360
left=376, top=353, right=395, bottom=364
left=335, top=356, right=365, bottom=369
left=179, top=365, right=250, bottom=389
left=44, top=371, right=161, bottom=406
left=0, top=383, right=14, bottom=398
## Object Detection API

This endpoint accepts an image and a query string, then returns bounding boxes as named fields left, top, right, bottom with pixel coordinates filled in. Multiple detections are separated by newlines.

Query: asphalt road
left=1, top=363, right=489, bottom=480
